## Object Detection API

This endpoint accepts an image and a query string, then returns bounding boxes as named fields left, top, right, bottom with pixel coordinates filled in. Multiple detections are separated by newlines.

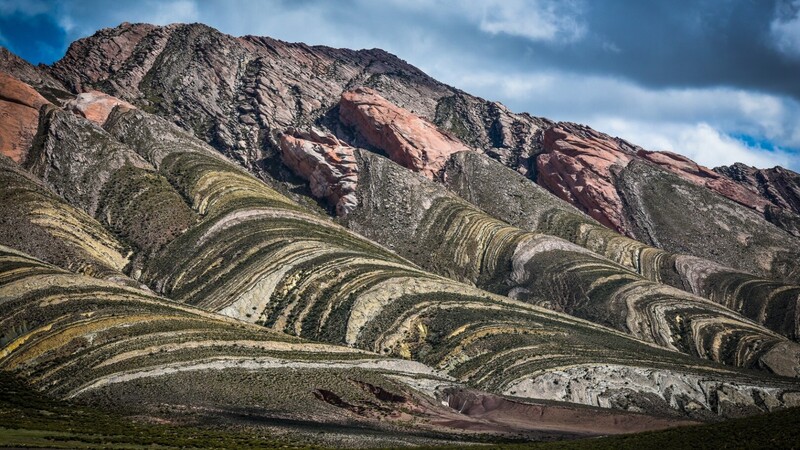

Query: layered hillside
left=2, top=20, right=800, bottom=447
left=0, top=245, right=498, bottom=445
left=276, top=127, right=800, bottom=379
left=101, top=106, right=800, bottom=418
left=6, top=83, right=797, bottom=422
left=43, top=22, right=800, bottom=285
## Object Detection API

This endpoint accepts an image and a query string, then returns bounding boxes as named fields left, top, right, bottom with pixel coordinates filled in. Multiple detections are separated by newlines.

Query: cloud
left=149, top=0, right=199, bottom=25
left=473, top=0, right=586, bottom=43
left=0, top=0, right=51, bottom=15
left=591, top=119, right=796, bottom=169
left=771, top=0, right=800, bottom=58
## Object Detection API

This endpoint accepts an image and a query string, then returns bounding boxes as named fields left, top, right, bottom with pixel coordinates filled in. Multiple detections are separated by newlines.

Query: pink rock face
left=65, top=91, right=135, bottom=125
left=716, top=163, right=800, bottom=215
left=0, top=72, right=50, bottom=163
left=637, top=150, right=771, bottom=213
left=339, top=87, right=471, bottom=179
left=279, top=128, right=359, bottom=216
left=536, top=125, right=635, bottom=233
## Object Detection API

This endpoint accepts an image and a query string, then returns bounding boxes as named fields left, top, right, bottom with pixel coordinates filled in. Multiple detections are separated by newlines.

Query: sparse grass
left=0, top=372, right=316, bottom=449
left=404, top=406, right=800, bottom=450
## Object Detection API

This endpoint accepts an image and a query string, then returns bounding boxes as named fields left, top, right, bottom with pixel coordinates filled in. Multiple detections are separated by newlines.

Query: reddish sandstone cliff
left=0, top=72, right=50, bottom=163
left=339, top=87, right=470, bottom=179
left=279, top=128, right=359, bottom=216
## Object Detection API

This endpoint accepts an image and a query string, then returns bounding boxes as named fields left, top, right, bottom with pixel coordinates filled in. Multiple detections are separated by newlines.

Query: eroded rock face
left=65, top=90, right=135, bottom=125
left=0, top=47, right=67, bottom=93
left=638, top=150, right=772, bottom=213
left=0, top=72, right=50, bottom=163
left=340, top=87, right=471, bottom=179
left=716, top=163, right=800, bottom=213
left=536, top=124, right=637, bottom=233
left=279, top=128, right=359, bottom=216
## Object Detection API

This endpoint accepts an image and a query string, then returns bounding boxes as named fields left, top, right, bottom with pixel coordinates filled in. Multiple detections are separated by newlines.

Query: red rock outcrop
left=65, top=90, right=135, bottom=125
left=536, top=124, right=636, bottom=233
left=279, top=128, right=359, bottom=216
left=339, top=87, right=471, bottom=179
left=0, top=72, right=50, bottom=163
left=715, top=163, right=800, bottom=214
left=637, top=150, right=771, bottom=213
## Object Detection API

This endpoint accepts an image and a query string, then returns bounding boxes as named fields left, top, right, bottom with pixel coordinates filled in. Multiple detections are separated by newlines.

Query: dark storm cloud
left=483, top=0, right=800, bottom=99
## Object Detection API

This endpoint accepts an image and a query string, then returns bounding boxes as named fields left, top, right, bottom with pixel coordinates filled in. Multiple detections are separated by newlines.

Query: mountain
left=1, top=22, right=800, bottom=447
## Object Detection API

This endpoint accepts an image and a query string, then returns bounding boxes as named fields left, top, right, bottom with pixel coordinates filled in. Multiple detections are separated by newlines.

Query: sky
left=1, top=0, right=800, bottom=171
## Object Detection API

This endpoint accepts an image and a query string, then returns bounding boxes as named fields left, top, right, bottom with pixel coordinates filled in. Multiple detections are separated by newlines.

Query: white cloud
left=475, top=0, right=586, bottom=43
left=770, top=0, right=800, bottom=58
left=590, top=119, right=795, bottom=169
left=375, top=0, right=586, bottom=44
left=147, top=0, right=199, bottom=25
left=0, top=0, right=51, bottom=15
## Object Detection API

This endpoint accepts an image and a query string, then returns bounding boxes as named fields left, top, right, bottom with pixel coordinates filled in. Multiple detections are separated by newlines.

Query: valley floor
left=2, top=372, right=799, bottom=450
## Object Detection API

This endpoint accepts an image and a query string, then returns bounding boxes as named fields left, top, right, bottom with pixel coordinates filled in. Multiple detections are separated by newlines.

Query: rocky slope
left=279, top=134, right=800, bottom=377
left=716, top=163, right=800, bottom=230
left=442, top=151, right=800, bottom=342
left=2, top=21, right=800, bottom=446
left=98, top=106, right=800, bottom=420
left=17, top=94, right=798, bottom=421
left=42, top=22, right=800, bottom=284
left=327, top=88, right=800, bottom=340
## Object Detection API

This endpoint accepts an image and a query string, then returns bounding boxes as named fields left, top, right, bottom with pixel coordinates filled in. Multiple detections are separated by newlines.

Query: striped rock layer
left=2, top=21, right=800, bottom=438
left=335, top=149, right=800, bottom=378
left=39, top=22, right=800, bottom=285
left=442, top=152, right=800, bottom=343
left=326, top=89, right=800, bottom=344
left=0, top=245, right=488, bottom=436
left=80, top=107, right=800, bottom=420
left=0, top=154, right=133, bottom=284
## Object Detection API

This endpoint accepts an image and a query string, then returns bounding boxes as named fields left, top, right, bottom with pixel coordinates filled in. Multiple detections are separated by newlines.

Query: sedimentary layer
left=92, top=107, right=800, bottom=420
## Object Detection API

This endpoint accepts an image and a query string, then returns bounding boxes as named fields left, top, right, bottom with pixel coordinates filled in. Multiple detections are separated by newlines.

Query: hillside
left=1, top=21, right=800, bottom=447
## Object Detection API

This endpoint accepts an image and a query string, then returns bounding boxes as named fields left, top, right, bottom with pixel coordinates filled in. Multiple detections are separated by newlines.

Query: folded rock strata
left=76, top=107, right=800, bottom=420
left=337, top=149, right=800, bottom=377
left=537, top=123, right=800, bottom=281
left=0, top=245, right=501, bottom=441
left=0, top=154, right=133, bottom=284
left=443, top=151, right=800, bottom=342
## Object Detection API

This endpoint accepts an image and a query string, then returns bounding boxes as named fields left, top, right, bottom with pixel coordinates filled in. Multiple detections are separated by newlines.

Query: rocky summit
left=1, top=21, right=800, bottom=448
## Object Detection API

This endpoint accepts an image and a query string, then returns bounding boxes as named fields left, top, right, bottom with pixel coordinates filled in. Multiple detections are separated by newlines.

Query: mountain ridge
left=1, top=21, right=800, bottom=447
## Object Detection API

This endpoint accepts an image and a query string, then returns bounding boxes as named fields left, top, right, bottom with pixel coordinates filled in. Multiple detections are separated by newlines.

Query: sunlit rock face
left=279, top=127, right=359, bottom=216
left=0, top=72, right=50, bottom=163
left=65, top=90, right=135, bottom=125
left=536, top=124, right=637, bottom=234
left=339, top=87, right=471, bottom=180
